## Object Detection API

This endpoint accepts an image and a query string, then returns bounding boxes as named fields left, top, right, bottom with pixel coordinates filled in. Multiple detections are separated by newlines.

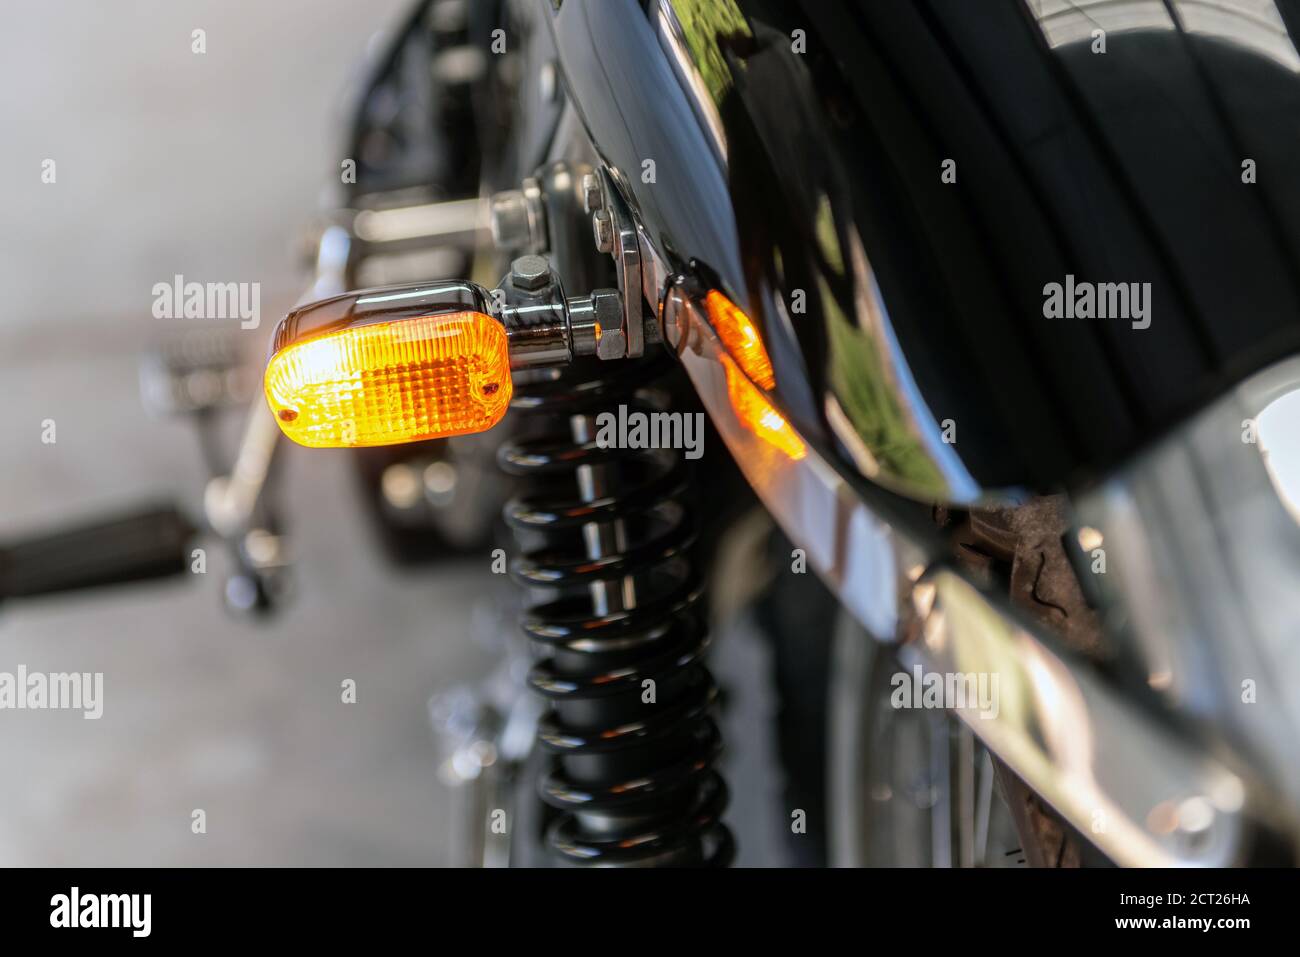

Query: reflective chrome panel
left=912, top=570, right=1251, bottom=867
left=1075, top=356, right=1300, bottom=830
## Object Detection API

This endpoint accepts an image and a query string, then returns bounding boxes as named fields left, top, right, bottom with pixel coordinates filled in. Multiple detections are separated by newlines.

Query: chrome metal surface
left=500, top=288, right=624, bottom=366
left=660, top=283, right=688, bottom=355
left=591, top=207, right=613, bottom=254
left=510, top=254, right=551, bottom=291
left=503, top=298, right=573, bottom=368
left=581, top=171, right=603, bottom=214
left=489, top=189, right=533, bottom=251
left=269, top=280, right=496, bottom=355
left=603, top=167, right=644, bottom=359
left=1074, top=355, right=1300, bottom=838
left=353, top=196, right=484, bottom=246
left=488, top=177, right=547, bottom=254
left=308, top=223, right=352, bottom=301
left=203, top=404, right=281, bottom=540
left=566, top=287, right=619, bottom=359
left=329, top=192, right=488, bottom=289
left=909, top=569, right=1250, bottom=867
left=563, top=294, right=600, bottom=357
left=672, top=289, right=913, bottom=641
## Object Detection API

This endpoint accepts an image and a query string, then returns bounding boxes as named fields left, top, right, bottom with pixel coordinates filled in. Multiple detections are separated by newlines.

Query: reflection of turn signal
left=705, top=290, right=775, bottom=390
left=722, top=355, right=805, bottom=461
left=264, top=311, right=512, bottom=448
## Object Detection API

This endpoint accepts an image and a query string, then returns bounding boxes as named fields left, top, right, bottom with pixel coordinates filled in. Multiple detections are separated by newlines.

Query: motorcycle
left=13, top=0, right=1300, bottom=869
left=263, top=0, right=1300, bottom=868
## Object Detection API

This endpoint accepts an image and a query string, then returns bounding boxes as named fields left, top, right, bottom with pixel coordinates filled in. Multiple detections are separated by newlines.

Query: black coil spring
left=497, top=357, right=733, bottom=866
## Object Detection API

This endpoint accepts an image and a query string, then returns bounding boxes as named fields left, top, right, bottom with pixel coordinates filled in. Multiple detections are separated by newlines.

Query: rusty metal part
left=995, top=763, right=1083, bottom=869
left=943, top=495, right=1105, bottom=659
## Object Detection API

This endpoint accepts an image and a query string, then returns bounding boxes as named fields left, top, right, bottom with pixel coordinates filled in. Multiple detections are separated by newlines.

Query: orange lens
left=705, top=290, right=775, bottom=390
left=722, top=354, right=805, bottom=461
left=264, top=311, right=512, bottom=448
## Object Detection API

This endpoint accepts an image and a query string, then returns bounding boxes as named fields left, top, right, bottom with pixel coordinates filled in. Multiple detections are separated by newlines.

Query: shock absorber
left=498, top=354, right=733, bottom=866
left=259, top=169, right=732, bottom=866
left=492, top=166, right=732, bottom=865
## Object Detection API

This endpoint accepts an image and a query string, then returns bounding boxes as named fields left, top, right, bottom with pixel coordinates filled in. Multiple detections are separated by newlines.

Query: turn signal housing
left=264, top=282, right=511, bottom=448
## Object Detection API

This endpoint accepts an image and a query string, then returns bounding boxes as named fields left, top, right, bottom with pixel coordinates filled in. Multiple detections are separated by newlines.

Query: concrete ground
left=0, top=0, right=787, bottom=866
left=0, top=0, right=491, bottom=866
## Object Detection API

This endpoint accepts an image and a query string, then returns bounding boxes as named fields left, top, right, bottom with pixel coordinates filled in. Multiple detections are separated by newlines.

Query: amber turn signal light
left=264, top=283, right=512, bottom=448
left=722, top=354, right=805, bottom=461
left=705, top=289, right=775, bottom=390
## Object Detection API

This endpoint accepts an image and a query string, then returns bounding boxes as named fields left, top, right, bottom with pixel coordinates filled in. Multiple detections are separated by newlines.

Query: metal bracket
left=487, top=165, right=661, bottom=364
left=593, top=168, right=644, bottom=359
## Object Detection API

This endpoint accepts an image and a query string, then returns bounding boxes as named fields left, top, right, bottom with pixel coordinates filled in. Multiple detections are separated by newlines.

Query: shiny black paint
left=549, top=0, right=1300, bottom=500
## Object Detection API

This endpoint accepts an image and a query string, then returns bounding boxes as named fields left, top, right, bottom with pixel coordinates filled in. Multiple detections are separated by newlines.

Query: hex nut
left=596, top=329, right=626, bottom=360
left=490, top=190, right=531, bottom=250
left=591, top=288, right=625, bottom=359
left=511, top=255, right=551, bottom=291
left=582, top=172, right=603, bottom=214
left=592, top=209, right=614, bottom=254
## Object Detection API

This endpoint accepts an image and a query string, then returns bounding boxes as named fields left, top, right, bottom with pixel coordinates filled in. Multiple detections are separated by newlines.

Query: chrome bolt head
left=592, top=209, right=614, bottom=254
left=591, top=288, right=625, bottom=359
left=489, top=190, right=530, bottom=250
left=581, top=172, right=603, bottom=214
left=510, top=254, right=551, bottom=291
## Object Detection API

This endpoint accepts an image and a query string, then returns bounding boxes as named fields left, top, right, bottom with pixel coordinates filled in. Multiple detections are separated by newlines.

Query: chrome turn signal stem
left=497, top=254, right=657, bottom=369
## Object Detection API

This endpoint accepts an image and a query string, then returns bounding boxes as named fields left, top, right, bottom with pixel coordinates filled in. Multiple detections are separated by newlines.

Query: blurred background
left=0, top=0, right=786, bottom=865
left=0, top=0, right=497, bottom=866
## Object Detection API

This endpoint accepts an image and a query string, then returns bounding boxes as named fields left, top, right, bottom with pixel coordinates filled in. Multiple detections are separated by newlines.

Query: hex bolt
left=591, top=287, right=625, bottom=359
left=510, top=255, right=551, bottom=291
left=490, top=190, right=531, bottom=250
left=582, top=172, right=603, bottom=214
left=592, top=209, right=614, bottom=254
